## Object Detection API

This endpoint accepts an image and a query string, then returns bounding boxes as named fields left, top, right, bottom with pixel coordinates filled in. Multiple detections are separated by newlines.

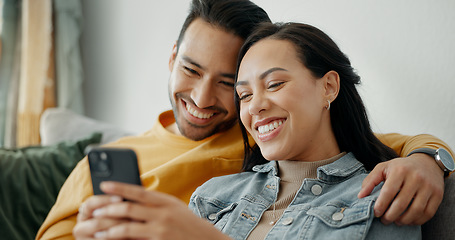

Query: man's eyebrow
left=235, top=67, right=288, bottom=88
left=221, top=73, right=236, bottom=79
left=181, top=56, right=205, bottom=70
left=181, top=56, right=235, bottom=79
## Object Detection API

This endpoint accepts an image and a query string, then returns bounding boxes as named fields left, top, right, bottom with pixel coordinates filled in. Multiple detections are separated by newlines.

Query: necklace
left=269, top=202, right=277, bottom=225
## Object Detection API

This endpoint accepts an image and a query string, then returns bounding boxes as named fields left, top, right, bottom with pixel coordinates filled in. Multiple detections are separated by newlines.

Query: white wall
left=81, top=0, right=455, bottom=149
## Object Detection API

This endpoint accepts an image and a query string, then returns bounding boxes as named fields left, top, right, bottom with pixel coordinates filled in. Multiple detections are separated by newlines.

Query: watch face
left=437, top=148, right=455, bottom=172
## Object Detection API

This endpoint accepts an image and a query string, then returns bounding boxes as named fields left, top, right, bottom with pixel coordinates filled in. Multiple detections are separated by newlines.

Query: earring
left=326, top=100, right=331, bottom=111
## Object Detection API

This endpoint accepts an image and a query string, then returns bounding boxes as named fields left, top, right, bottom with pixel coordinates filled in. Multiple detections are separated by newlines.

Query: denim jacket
left=189, top=152, right=421, bottom=240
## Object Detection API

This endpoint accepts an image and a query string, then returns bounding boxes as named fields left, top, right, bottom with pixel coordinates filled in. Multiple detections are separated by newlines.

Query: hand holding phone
left=88, top=148, right=142, bottom=195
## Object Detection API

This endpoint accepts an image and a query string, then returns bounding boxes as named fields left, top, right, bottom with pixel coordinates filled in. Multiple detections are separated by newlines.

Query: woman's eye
left=238, top=93, right=252, bottom=101
left=268, top=82, right=284, bottom=89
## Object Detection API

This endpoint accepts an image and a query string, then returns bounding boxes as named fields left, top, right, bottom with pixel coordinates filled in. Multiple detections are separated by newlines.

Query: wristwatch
left=408, top=148, right=455, bottom=177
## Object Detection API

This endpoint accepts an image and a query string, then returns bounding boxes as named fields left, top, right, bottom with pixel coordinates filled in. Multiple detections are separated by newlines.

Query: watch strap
left=408, top=148, right=450, bottom=177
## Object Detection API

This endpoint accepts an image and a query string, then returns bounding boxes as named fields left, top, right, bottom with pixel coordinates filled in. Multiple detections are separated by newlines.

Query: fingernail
left=100, top=181, right=114, bottom=190
left=92, top=209, right=104, bottom=217
left=94, top=231, right=106, bottom=238
left=110, top=195, right=122, bottom=203
left=374, top=209, right=381, bottom=217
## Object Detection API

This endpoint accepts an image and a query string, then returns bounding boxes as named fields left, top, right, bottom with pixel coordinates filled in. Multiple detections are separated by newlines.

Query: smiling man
left=167, top=18, right=243, bottom=141
left=37, top=0, right=454, bottom=239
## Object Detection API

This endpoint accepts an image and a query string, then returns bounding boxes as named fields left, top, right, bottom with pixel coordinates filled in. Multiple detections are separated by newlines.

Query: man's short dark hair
left=176, top=0, right=271, bottom=53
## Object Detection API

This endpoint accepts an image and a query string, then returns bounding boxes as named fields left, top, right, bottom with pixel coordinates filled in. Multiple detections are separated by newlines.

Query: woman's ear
left=169, top=42, right=178, bottom=71
left=323, top=70, right=340, bottom=102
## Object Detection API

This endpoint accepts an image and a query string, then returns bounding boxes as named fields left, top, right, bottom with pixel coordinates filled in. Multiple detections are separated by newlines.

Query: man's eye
left=220, top=81, right=235, bottom=88
left=183, top=66, right=200, bottom=76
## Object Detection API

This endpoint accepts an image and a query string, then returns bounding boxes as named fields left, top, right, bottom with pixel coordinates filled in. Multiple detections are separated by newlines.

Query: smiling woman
left=188, top=22, right=420, bottom=239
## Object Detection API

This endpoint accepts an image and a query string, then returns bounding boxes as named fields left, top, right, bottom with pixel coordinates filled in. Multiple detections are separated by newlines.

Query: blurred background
left=1, top=0, right=454, bottom=149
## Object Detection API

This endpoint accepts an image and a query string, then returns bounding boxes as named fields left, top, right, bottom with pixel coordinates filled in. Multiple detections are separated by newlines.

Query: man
left=37, top=0, right=454, bottom=239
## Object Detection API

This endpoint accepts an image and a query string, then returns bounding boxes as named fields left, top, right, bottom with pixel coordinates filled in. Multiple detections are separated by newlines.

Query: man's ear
left=169, top=42, right=178, bottom=71
left=323, top=70, right=340, bottom=102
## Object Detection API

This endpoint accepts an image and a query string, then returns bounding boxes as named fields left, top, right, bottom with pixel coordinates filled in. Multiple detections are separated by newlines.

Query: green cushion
left=0, top=133, right=102, bottom=240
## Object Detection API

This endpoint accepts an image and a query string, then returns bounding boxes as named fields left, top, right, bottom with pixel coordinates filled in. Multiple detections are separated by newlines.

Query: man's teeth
left=186, top=104, right=214, bottom=119
left=258, top=120, right=283, bottom=134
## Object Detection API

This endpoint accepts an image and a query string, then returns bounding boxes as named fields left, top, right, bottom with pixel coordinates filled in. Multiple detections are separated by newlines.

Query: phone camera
left=89, top=151, right=111, bottom=176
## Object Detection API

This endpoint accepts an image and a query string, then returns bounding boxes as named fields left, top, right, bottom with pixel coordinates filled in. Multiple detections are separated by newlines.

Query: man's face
left=168, top=18, right=244, bottom=141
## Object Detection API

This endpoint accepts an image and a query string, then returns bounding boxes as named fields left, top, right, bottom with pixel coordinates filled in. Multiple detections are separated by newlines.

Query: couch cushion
left=40, top=108, right=134, bottom=146
left=0, top=133, right=102, bottom=240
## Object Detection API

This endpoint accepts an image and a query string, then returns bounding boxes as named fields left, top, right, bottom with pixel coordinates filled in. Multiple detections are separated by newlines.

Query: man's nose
left=190, top=79, right=217, bottom=109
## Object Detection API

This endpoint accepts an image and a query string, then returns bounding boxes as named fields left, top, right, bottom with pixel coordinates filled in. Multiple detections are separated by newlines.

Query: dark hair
left=176, top=0, right=271, bottom=53
left=235, top=22, right=398, bottom=171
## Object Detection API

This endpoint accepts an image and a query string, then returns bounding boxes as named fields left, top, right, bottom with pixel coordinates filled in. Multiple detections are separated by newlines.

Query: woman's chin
left=260, top=151, right=283, bottom=162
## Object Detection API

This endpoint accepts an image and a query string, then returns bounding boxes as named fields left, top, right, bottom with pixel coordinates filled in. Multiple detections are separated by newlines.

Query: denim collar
left=252, top=152, right=365, bottom=181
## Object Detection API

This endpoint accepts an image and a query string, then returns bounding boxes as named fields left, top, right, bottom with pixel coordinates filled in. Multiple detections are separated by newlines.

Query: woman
left=187, top=22, right=420, bottom=239
left=74, top=22, right=421, bottom=239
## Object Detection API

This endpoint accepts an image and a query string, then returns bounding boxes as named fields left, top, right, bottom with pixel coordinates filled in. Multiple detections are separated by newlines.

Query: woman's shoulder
left=195, top=171, right=257, bottom=194
left=190, top=169, right=272, bottom=207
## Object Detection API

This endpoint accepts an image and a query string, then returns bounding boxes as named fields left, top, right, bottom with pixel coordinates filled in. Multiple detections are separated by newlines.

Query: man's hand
left=358, top=153, right=444, bottom=225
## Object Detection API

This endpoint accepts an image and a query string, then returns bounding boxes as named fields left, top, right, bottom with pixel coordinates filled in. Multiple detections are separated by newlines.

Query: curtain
left=16, top=0, right=53, bottom=147
left=54, top=0, right=84, bottom=115
left=0, top=0, right=84, bottom=147
left=0, top=0, right=20, bottom=147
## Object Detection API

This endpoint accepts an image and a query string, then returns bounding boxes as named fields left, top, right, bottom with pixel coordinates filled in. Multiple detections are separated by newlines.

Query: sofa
left=0, top=108, right=453, bottom=239
left=0, top=108, right=133, bottom=239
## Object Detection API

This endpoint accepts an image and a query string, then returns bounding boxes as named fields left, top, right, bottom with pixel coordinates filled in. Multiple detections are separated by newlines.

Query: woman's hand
left=76, top=181, right=231, bottom=240
left=73, top=194, right=126, bottom=239
left=358, top=153, right=444, bottom=225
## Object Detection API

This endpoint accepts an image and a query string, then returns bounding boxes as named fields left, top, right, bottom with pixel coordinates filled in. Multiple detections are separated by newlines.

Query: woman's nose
left=249, top=93, right=268, bottom=115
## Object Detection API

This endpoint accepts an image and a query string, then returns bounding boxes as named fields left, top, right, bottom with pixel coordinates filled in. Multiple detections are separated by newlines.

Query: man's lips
left=180, top=99, right=221, bottom=125
left=185, top=103, right=215, bottom=119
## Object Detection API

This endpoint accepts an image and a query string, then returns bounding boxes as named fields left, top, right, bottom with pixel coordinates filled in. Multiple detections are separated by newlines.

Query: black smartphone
left=88, top=147, right=142, bottom=195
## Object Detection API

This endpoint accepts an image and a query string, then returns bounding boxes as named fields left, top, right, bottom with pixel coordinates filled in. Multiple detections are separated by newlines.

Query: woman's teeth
left=258, top=120, right=283, bottom=134
left=186, top=104, right=214, bottom=119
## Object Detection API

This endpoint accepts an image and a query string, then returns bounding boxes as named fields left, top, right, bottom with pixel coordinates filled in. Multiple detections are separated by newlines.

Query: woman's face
left=236, top=39, right=334, bottom=161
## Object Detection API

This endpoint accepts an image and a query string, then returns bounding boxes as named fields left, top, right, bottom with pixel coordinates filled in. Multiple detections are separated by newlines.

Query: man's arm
left=375, top=133, right=454, bottom=160
left=359, top=133, right=454, bottom=225
left=36, top=158, right=93, bottom=240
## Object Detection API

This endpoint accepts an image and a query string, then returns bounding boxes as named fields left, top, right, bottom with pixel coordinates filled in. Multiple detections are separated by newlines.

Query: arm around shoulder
left=375, top=132, right=454, bottom=158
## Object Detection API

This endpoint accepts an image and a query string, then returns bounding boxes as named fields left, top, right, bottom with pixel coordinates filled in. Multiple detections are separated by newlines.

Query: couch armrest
left=421, top=174, right=455, bottom=239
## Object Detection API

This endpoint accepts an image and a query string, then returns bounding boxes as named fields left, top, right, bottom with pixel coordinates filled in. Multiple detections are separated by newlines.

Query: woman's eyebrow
left=259, top=67, right=288, bottom=80
left=235, top=67, right=288, bottom=88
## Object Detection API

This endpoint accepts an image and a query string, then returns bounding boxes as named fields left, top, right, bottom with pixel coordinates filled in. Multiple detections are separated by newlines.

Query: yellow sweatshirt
left=36, top=110, right=454, bottom=240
